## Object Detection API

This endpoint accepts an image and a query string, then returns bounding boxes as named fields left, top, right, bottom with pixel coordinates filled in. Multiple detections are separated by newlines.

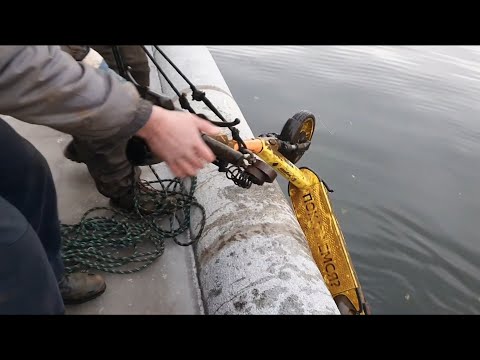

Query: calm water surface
left=208, top=46, right=480, bottom=314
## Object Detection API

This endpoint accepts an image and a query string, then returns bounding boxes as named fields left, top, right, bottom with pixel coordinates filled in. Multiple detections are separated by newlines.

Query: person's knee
left=0, top=118, right=51, bottom=183
left=0, top=196, right=30, bottom=246
left=24, top=142, right=50, bottom=178
left=0, top=196, right=64, bottom=315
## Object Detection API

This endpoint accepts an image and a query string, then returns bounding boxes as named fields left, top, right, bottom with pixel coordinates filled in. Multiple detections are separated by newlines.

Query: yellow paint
left=254, top=139, right=312, bottom=188
left=289, top=167, right=367, bottom=314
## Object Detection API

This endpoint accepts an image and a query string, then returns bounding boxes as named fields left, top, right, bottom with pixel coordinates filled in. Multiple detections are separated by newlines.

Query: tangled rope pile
left=60, top=166, right=205, bottom=274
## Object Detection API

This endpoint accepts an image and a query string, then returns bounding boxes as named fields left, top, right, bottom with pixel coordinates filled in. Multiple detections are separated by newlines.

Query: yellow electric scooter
left=209, top=111, right=370, bottom=315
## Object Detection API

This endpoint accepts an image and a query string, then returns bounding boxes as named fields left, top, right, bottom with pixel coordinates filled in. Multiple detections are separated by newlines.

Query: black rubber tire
left=278, top=110, right=316, bottom=164
left=126, top=136, right=164, bottom=166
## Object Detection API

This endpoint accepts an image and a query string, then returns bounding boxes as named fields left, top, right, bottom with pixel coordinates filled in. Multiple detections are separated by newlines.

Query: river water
left=208, top=46, right=480, bottom=314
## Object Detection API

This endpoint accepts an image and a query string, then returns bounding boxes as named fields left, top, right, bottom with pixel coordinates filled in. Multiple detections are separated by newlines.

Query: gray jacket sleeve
left=0, top=46, right=153, bottom=140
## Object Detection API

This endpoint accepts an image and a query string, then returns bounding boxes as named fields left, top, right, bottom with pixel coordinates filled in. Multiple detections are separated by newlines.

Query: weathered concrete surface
left=153, top=46, right=340, bottom=314
left=1, top=55, right=204, bottom=315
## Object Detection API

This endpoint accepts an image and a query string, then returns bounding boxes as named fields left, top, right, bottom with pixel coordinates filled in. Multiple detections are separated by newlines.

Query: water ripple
left=208, top=46, right=480, bottom=314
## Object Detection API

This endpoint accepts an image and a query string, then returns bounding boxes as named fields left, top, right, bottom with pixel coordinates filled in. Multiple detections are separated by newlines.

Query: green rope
left=60, top=166, right=205, bottom=274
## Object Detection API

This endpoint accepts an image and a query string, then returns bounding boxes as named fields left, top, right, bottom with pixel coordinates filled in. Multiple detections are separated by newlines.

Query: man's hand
left=136, top=105, right=220, bottom=178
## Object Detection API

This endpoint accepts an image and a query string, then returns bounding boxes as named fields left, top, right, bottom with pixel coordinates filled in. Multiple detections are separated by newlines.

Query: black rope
left=111, top=46, right=128, bottom=80
left=145, top=45, right=247, bottom=149
left=141, top=46, right=182, bottom=99
left=60, top=167, right=205, bottom=274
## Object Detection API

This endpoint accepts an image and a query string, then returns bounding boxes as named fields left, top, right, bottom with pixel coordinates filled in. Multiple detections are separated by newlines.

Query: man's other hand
left=136, top=106, right=220, bottom=178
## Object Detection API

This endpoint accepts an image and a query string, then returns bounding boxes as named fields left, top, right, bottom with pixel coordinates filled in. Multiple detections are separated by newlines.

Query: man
left=59, top=45, right=157, bottom=211
left=0, top=46, right=219, bottom=314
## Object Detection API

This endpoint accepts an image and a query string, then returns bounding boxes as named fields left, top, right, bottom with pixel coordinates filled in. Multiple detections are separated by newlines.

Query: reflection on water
left=209, top=46, right=480, bottom=314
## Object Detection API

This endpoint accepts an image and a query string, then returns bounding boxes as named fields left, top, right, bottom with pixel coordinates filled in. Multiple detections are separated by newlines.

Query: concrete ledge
left=152, top=45, right=340, bottom=314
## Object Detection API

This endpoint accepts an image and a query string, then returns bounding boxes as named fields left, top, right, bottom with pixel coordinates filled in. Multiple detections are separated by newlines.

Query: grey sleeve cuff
left=115, top=98, right=153, bottom=139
